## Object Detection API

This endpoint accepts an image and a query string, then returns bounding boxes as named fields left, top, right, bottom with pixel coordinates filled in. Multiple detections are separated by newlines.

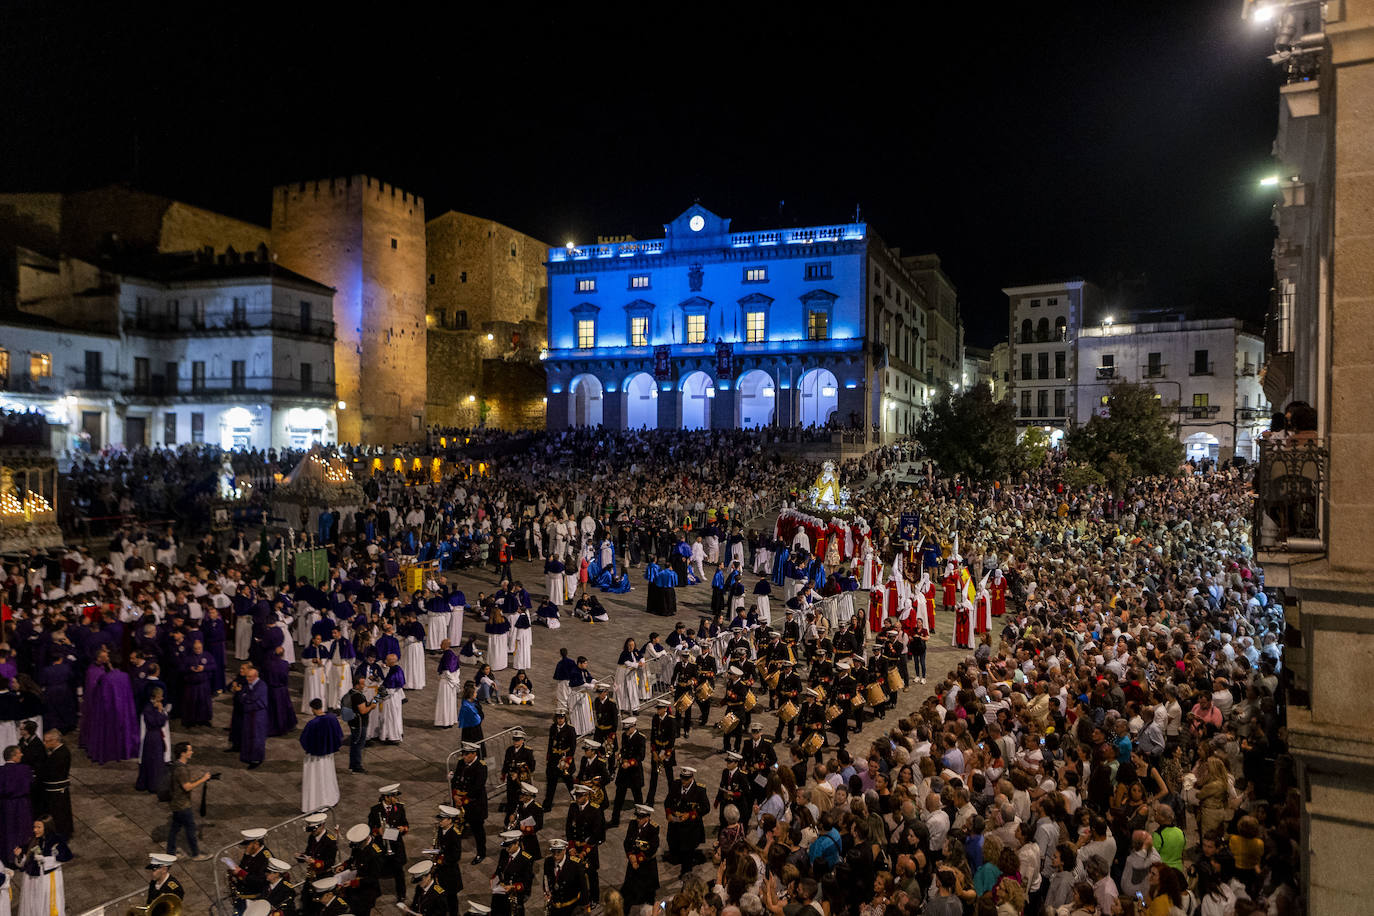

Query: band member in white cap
left=506, top=782, right=544, bottom=858
left=664, top=766, right=709, bottom=877
left=621, top=803, right=660, bottom=907
left=542, top=838, right=585, bottom=916
left=542, top=709, right=577, bottom=811
left=566, top=783, right=605, bottom=899
left=297, top=811, right=336, bottom=914
left=229, top=827, right=271, bottom=905
left=491, top=830, right=536, bottom=916
left=263, top=857, right=297, bottom=915
left=451, top=742, right=489, bottom=864
left=311, top=875, right=348, bottom=916
left=433, top=804, right=464, bottom=915
left=405, top=860, right=446, bottom=916
left=499, top=729, right=536, bottom=815
left=646, top=699, right=677, bottom=806
left=144, top=852, right=183, bottom=905
left=341, top=822, right=385, bottom=915
left=609, top=716, right=646, bottom=827
left=368, top=783, right=409, bottom=902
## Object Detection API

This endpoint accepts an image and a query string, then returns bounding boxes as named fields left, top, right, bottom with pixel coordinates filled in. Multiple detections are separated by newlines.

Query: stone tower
left=270, top=175, right=426, bottom=444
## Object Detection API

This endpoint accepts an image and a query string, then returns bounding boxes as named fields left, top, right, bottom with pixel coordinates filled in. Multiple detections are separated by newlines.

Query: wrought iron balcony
left=1189, top=361, right=1214, bottom=376
left=1095, top=366, right=1116, bottom=381
left=1253, top=436, right=1328, bottom=552
left=1141, top=364, right=1167, bottom=378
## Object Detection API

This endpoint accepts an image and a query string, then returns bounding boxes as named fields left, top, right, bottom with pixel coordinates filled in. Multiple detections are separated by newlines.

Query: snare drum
left=824, top=703, right=842, bottom=723
left=778, top=700, right=799, bottom=723
left=886, top=668, right=905, bottom=692
left=813, top=685, right=827, bottom=705
left=866, top=682, right=888, bottom=705
left=697, top=682, right=714, bottom=702
left=719, top=711, right=741, bottom=734
left=765, top=670, right=781, bottom=690
left=802, top=732, right=824, bottom=756
left=743, top=690, right=757, bottom=712
left=674, top=693, right=694, bottom=713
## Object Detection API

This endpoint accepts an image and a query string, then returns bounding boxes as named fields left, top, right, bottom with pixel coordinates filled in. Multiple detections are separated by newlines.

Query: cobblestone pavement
left=64, top=554, right=966, bottom=914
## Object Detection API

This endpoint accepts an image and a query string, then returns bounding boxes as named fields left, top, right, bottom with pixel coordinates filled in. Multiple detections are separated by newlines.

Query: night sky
left=1, top=4, right=1281, bottom=347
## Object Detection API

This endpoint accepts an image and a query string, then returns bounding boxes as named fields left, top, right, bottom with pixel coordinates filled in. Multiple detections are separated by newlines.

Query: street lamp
left=1104, top=315, right=1114, bottom=328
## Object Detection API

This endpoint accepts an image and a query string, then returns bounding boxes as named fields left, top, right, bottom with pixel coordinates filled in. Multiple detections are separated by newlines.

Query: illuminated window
left=1100, top=395, right=1109, bottom=405
left=744, top=267, right=767, bottom=283
left=0, top=349, right=8, bottom=383
left=630, top=275, right=650, bottom=289
left=807, top=310, right=829, bottom=341
left=577, top=278, right=597, bottom=292
left=577, top=319, right=596, bottom=349
left=686, top=314, right=706, bottom=344
left=29, top=352, right=51, bottom=378
left=630, top=316, right=649, bottom=347
left=1193, top=393, right=1210, bottom=407
left=745, top=311, right=766, bottom=343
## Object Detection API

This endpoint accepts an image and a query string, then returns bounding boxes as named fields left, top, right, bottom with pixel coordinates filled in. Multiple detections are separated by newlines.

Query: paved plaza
left=65, top=554, right=966, bottom=914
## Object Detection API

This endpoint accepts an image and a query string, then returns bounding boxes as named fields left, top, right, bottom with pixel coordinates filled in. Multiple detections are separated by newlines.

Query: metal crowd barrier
left=76, top=887, right=147, bottom=916
left=444, top=724, right=524, bottom=800
left=210, top=806, right=338, bottom=916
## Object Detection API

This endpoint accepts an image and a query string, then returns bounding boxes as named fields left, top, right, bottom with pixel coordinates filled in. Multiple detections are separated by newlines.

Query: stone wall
left=426, top=324, right=546, bottom=430
left=426, top=210, right=549, bottom=331
left=271, top=176, right=427, bottom=445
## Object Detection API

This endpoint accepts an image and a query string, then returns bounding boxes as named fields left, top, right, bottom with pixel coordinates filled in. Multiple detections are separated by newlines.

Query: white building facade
left=543, top=205, right=940, bottom=438
left=1075, top=318, right=1268, bottom=461
left=1003, top=279, right=1102, bottom=443
left=1, top=256, right=338, bottom=454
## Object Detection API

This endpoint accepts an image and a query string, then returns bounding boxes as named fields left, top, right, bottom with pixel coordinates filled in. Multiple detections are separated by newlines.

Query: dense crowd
left=0, top=428, right=1292, bottom=916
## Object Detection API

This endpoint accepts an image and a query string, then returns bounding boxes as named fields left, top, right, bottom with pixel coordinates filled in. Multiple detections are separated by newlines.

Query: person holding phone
left=165, top=741, right=215, bottom=861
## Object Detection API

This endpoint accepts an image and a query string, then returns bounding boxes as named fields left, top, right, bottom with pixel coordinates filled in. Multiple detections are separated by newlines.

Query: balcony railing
left=1254, top=436, right=1328, bottom=552
left=1141, top=364, right=1167, bottom=378
left=1, top=376, right=59, bottom=394
left=1241, top=364, right=1257, bottom=377
left=124, top=311, right=336, bottom=339
left=1095, top=366, right=1116, bottom=381
left=125, top=375, right=335, bottom=400
left=1179, top=404, right=1221, bottom=420
left=1189, top=362, right=1214, bottom=376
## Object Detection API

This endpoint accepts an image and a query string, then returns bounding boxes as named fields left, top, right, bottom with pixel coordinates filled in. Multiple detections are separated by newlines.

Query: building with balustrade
left=543, top=204, right=947, bottom=437
left=1, top=246, right=338, bottom=453
left=1075, top=316, right=1267, bottom=461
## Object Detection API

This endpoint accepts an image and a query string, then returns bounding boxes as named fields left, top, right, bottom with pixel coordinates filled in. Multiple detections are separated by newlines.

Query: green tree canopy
left=915, top=382, right=1020, bottom=481
left=1066, top=381, right=1183, bottom=485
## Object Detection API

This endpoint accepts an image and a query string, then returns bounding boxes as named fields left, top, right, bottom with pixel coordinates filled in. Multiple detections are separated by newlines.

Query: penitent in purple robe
left=264, top=657, right=297, bottom=736
left=38, top=662, right=78, bottom=734
left=77, top=663, right=104, bottom=749
left=85, top=669, right=139, bottom=764
left=179, top=653, right=214, bottom=727
left=134, top=705, right=167, bottom=793
left=239, top=679, right=268, bottom=765
left=0, top=762, right=33, bottom=857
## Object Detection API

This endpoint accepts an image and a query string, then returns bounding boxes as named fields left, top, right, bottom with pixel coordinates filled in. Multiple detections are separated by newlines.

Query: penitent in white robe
left=301, top=752, right=339, bottom=813
left=434, top=670, right=462, bottom=727
left=403, top=638, right=427, bottom=691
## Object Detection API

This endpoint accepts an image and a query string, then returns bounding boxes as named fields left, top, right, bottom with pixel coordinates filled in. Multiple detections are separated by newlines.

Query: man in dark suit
left=451, top=743, right=488, bottom=864
left=609, top=717, right=646, bottom=828
left=491, top=831, right=536, bottom=916
left=565, top=784, right=606, bottom=901
left=367, top=783, right=409, bottom=901
left=664, top=766, right=709, bottom=876
left=715, top=751, right=752, bottom=830
left=500, top=729, right=537, bottom=814
left=646, top=700, right=677, bottom=806
left=543, top=709, right=577, bottom=812
left=621, top=804, right=661, bottom=907
left=543, top=839, right=586, bottom=916
left=433, top=805, right=464, bottom=916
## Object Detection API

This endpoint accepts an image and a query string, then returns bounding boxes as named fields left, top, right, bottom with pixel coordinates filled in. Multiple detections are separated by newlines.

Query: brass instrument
left=588, top=778, right=607, bottom=808
left=128, top=894, right=183, bottom=916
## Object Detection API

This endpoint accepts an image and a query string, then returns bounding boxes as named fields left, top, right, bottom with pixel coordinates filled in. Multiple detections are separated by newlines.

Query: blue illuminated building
left=544, top=204, right=948, bottom=434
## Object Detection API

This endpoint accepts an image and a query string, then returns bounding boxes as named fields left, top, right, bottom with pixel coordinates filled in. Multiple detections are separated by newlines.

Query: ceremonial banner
left=898, top=512, right=921, bottom=542
left=654, top=345, right=672, bottom=380
left=715, top=342, right=734, bottom=379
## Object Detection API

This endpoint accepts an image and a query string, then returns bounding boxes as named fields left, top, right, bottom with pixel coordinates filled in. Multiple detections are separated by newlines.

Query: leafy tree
left=1066, top=381, right=1183, bottom=487
left=1061, top=461, right=1105, bottom=492
left=1016, top=426, right=1049, bottom=472
left=916, top=382, right=1020, bottom=481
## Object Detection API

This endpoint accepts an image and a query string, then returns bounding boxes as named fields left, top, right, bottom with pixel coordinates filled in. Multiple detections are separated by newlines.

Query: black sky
left=1, top=3, right=1281, bottom=347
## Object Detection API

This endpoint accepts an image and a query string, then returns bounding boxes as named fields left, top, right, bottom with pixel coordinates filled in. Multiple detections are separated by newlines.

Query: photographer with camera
left=166, top=741, right=217, bottom=861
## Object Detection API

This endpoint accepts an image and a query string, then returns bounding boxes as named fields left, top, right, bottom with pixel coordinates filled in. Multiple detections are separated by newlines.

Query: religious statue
left=806, top=461, right=848, bottom=511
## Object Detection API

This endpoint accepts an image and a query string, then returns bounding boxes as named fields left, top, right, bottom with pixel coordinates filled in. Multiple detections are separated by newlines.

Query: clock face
left=689, top=215, right=705, bottom=232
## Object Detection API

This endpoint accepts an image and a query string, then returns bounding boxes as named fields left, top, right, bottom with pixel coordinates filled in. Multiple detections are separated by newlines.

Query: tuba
left=128, top=894, right=183, bottom=916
